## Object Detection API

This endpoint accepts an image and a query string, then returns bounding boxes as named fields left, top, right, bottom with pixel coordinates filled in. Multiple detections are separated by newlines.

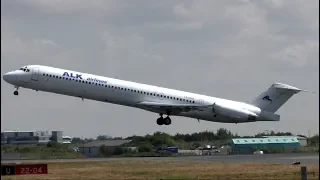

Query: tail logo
left=262, top=95, right=272, bottom=102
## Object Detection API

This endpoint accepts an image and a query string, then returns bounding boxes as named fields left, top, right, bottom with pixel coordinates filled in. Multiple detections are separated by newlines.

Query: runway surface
left=1, top=153, right=318, bottom=165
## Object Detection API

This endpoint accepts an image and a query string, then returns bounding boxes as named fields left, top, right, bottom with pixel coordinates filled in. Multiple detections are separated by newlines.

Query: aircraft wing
left=136, top=101, right=213, bottom=114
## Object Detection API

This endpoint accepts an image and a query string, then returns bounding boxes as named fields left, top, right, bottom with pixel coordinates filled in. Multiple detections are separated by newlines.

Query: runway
left=1, top=153, right=318, bottom=165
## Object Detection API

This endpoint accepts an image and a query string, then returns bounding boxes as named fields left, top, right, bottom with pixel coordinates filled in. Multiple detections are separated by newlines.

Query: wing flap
left=137, top=101, right=213, bottom=114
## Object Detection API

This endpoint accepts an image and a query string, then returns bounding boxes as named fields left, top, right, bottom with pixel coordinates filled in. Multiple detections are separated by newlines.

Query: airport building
left=261, top=136, right=308, bottom=147
left=230, top=137, right=301, bottom=154
left=1, top=130, right=65, bottom=145
left=78, top=140, right=133, bottom=157
left=62, top=136, right=72, bottom=144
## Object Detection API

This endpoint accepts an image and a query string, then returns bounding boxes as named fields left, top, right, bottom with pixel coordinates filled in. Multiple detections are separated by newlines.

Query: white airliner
left=3, top=65, right=310, bottom=125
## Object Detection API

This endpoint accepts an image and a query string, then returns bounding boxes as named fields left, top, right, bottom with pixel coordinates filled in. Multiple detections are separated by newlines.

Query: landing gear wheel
left=164, top=117, right=171, bottom=125
left=157, top=117, right=164, bottom=125
left=13, top=91, right=18, bottom=96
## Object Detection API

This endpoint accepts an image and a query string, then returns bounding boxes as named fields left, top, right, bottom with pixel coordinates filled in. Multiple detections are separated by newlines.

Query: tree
left=71, top=137, right=84, bottom=144
left=96, top=135, right=112, bottom=140
left=138, top=144, right=153, bottom=152
left=308, top=134, right=319, bottom=146
left=216, top=128, right=231, bottom=140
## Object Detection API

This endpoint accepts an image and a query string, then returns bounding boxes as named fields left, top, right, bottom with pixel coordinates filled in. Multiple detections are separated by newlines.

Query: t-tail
left=250, top=82, right=314, bottom=113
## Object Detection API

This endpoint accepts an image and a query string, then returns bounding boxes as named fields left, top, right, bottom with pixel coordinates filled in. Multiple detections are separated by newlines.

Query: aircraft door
left=199, top=99, right=204, bottom=105
left=31, top=67, right=39, bottom=81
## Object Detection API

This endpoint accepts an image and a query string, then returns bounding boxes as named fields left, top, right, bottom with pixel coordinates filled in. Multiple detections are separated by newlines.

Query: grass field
left=2, top=160, right=319, bottom=180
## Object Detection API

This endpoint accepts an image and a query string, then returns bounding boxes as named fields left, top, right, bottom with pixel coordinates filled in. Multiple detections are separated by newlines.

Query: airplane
left=2, top=65, right=312, bottom=125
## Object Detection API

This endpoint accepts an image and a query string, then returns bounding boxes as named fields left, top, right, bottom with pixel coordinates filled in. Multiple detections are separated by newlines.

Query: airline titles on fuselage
left=62, top=72, right=107, bottom=84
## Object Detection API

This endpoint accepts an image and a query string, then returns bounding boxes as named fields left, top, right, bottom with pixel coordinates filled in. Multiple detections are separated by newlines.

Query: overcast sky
left=1, top=0, right=319, bottom=138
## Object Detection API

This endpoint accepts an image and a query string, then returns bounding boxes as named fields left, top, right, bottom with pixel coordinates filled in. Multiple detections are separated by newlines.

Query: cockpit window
left=19, top=67, right=30, bottom=72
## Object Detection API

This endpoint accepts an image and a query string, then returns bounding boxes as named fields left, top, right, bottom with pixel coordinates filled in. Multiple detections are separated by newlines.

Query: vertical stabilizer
left=250, top=82, right=309, bottom=113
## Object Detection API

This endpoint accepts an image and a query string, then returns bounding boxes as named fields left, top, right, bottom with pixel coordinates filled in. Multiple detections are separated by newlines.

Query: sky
left=1, top=0, right=319, bottom=138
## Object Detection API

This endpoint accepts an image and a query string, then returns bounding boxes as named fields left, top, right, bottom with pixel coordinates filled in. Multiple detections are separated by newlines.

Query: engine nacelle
left=214, top=103, right=258, bottom=121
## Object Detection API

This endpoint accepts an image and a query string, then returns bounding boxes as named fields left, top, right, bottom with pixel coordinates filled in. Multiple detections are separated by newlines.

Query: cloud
left=271, top=40, right=319, bottom=67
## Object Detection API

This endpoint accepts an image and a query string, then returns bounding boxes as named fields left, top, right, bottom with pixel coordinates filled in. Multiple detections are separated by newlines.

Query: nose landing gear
left=13, top=86, right=19, bottom=96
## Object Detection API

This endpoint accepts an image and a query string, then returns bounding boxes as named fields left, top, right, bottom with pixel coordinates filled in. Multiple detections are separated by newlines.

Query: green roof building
left=230, top=137, right=300, bottom=154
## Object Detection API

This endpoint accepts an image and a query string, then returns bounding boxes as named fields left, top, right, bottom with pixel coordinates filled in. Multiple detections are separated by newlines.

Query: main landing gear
left=156, top=113, right=171, bottom=125
left=13, top=86, right=19, bottom=96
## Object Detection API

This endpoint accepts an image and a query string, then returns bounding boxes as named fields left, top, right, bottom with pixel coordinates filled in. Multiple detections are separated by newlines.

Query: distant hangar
left=261, top=136, right=307, bottom=147
left=230, top=136, right=302, bottom=154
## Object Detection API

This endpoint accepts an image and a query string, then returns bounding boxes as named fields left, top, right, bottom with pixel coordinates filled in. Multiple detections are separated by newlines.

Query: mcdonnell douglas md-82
left=3, top=65, right=311, bottom=125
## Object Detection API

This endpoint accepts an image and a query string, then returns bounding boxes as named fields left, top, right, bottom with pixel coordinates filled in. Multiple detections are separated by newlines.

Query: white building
left=62, top=136, right=72, bottom=144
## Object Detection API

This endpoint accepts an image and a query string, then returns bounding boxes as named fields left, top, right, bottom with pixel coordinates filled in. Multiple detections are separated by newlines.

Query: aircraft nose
left=3, top=71, right=17, bottom=83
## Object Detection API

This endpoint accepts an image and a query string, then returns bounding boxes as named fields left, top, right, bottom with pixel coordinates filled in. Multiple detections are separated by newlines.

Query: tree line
left=71, top=128, right=319, bottom=147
